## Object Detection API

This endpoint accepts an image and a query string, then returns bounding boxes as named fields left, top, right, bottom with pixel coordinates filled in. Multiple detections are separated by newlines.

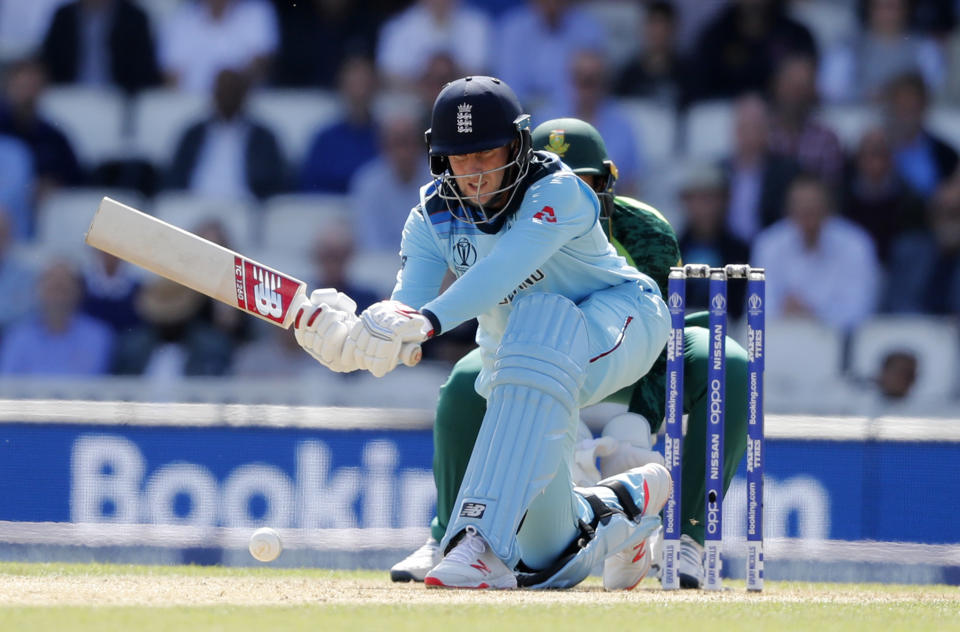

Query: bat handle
left=400, top=343, right=422, bottom=367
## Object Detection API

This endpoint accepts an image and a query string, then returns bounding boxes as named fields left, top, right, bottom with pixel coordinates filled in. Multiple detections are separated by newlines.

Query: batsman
left=389, top=118, right=750, bottom=590
left=294, top=77, right=675, bottom=589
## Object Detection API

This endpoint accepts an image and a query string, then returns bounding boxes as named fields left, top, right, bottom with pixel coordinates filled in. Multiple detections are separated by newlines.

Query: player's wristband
left=421, top=309, right=442, bottom=337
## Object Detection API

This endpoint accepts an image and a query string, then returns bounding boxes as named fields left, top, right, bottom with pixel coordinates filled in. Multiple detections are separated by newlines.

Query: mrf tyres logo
left=234, top=256, right=297, bottom=324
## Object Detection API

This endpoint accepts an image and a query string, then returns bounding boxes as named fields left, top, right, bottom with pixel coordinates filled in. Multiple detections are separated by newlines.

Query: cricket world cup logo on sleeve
left=234, top=257, right=298, bottom=324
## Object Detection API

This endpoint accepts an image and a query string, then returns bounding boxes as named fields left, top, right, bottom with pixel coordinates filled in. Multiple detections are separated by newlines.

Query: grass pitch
left=0, top=562, right=956, bottom=632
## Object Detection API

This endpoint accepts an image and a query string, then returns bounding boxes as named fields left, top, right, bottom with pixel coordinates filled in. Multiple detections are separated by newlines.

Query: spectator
left=0, top=258, right=113, bottom=375
left=167, top=68, right=286, bottom=200
left=0, top=58, right=82, bottom=200
left=841, top=127, right=925, bottom=263
left=883, top=178, right=960, bottom=314
left=376, top=0, right=491, bottom=85
left=159, top=0, right=278, bottom=93
left=853, top=348, right=921, bottom=417
left=41, top=0, right=161, bottom=94
left=0, top=135, right=34, bottom=240
left=81, top=249, right=141, bottom=334
left=300, top=55, right=379, bottom=194
left=819, top=0, right=944, bottom=103
left=753, top=173, right=880, bottom=330
left=349, top=101, right=430, bottom=253
left=688, top=0, right=817, bottom=102
left=614, top=1, right=688, bottom=108
left=723, top=94, right=799, bottom=242
left=768, top=54, right=844, bottom=184
left=112, top=278, right=232, bottom=376
left=538, top=49, right=642, bottom=194
left=882, top=71, right=958, bottom=199
left=415, top=51, right=461, bottom=112
left=270, top=0, right=377, bottom=88
left=310, top=216, right=381, bottom=313
left=494, top=0, right=605, bottom=111
left=0, top=209, right=36, bottom=331
left=676, top=163, right=751, bottom=319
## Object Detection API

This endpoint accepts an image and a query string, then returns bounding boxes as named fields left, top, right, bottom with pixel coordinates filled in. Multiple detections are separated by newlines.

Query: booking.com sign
left=69, top=434, right=831, bottom=542
left=70, top=435, right=437, bottom=530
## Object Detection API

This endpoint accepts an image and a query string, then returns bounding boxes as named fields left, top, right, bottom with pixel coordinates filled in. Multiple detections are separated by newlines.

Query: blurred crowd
left=0, top=0, right=956, bottom=409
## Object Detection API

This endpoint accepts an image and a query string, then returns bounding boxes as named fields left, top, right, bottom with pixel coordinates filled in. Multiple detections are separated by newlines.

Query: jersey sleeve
left=422, top=172, right=597, bottom=333
left=391, top=206, right=448, bottom=310
left=610, top=197, right=680, bottom=298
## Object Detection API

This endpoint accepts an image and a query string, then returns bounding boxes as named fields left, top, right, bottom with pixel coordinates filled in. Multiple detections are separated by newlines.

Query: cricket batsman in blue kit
left=292, top=76, right=672, bottom=589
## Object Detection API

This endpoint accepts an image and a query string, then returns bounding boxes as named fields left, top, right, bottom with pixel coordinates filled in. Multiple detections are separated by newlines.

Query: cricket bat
left=84, top=197, right=421, bottom=366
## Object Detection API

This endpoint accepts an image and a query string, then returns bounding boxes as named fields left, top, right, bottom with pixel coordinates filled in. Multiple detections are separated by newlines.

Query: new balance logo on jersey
left=457, top=103, right=473, bottom=133
left=532, top=206, right=556, bottom=223
left=253, top=267, right=284, bottom=319
left=459, top=502, right=486, bottom=518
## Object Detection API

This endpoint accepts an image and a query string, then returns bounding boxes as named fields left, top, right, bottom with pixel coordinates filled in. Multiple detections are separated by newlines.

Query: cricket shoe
left=601, top=463, right=672, bottom=590
left=678, top=534, right=706, bottom=589
left=599, top=463, right=673, bottom=590
left=424, top=526, right=517, bottom=589
left=390, top=537, right=442, bottom=582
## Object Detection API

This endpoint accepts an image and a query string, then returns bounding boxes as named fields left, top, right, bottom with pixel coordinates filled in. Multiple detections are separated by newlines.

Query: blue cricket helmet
left=425, top=76, right=533, bottom=225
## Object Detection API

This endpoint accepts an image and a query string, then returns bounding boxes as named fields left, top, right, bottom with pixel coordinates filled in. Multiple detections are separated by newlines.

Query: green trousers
left=429, top=317, right=749, bottom=546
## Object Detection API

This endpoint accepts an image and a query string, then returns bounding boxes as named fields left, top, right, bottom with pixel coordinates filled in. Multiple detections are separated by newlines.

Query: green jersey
left=607, top=195, right=680, bottom=425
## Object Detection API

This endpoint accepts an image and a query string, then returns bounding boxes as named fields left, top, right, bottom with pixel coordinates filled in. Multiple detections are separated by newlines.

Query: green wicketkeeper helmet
left=531, top=118, right=618, bottom=216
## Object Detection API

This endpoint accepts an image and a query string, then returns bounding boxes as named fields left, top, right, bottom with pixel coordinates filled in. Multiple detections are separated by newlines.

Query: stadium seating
left=247, top=89, right=341, bottom=168
left=37, top=86, right=128, bottom=167
left=152, top=191, right=257, bottom=252
left=36, top=187, right=146, bottom=258
left=682, top=99, right=734, bottom=160
left=815, top=103, right=883, bottom=150
left=926, top=105, right=960, bottom=154
left=261, top=193, right=350, bottom=256
left=129, top=88, right=209, bottom=168
left=763, top=318, right=847, bottom=412
left=619, top=98, right=678, bottom=165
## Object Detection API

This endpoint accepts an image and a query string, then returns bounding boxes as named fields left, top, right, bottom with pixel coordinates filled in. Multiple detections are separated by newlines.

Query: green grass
left=0, top=563, right=956, bottom=632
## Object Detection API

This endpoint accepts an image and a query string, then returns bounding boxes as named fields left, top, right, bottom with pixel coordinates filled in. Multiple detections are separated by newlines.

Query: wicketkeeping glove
left=344, top=300, right=433, bottom=378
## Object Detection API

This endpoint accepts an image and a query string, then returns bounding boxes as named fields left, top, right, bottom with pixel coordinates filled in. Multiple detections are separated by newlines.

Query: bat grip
left=400, top=343, right=422, bottom=367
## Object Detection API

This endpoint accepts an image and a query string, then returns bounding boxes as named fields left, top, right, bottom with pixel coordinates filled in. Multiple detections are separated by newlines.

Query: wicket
left=660, top=264, right=765, bottom=592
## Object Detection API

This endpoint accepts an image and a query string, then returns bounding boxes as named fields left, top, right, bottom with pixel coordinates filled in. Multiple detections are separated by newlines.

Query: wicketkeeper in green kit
left=391, top=118, right=750, bottom=589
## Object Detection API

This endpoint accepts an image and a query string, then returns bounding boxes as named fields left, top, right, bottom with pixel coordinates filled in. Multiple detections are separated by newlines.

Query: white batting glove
left=598, top=412, right=664, bottom=479
left=344, top=300, right=433, bottom=378
left=571, top=420, right=619, bottom=486
left=293, top=289, right=360, bottom=372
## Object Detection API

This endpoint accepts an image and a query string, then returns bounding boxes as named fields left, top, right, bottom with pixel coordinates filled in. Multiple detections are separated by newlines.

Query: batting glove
left=293, top=289, right=360, bottom=372
left=344, top=300, right=433, bottom=378
left=598, top=412, right=664, bottom=479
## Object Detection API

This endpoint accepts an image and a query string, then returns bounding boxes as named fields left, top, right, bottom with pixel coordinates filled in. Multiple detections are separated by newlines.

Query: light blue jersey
left=392, top=153, right=656, bottom=361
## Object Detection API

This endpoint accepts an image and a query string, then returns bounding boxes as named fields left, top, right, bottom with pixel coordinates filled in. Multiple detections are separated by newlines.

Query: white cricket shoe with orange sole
left=424, top=526, right=517, bottom=589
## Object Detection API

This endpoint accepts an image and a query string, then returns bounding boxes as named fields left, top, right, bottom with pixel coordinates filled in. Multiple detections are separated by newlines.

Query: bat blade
left=85, top=197, right=421, bottom=366
left=85, top=197, right=307, bottom=328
